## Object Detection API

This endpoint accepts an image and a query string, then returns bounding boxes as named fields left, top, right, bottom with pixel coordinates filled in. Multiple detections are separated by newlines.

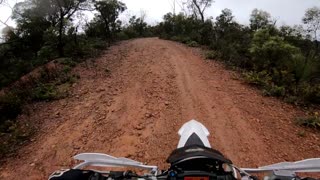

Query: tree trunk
left=200, top=13, right=204, bottom=23
left=192, top=0, right=205, bottom=22
left=315, top=31, right=319, bottom=50
left=103, top=18, right=112, bottom=43
left=74, top=27, right=78, bottom=45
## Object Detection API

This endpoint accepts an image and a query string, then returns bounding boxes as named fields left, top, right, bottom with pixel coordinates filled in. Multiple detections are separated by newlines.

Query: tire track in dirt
left=0, top=38, right=319, bottom=179
left=164, top=42, right=271, bottom=166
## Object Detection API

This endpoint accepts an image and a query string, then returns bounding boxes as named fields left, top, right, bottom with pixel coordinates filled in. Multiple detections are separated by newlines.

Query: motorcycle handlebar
left=49, top=169, right=158, bottom=180
left=49, top=169, right=318, bottom=180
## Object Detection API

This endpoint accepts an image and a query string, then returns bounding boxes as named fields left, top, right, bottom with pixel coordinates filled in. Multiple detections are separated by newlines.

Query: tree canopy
left=185, top=0, right=213, bottom=22
left=94, top=0, right=126, bottom=40
left=303, top=6, right=320, bottom=41
left=249, top=8, right=272, bottom=31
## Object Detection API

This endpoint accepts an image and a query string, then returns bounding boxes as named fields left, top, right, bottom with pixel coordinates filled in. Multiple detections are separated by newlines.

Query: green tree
left=85, top=16, right=106, bottom=38
left=212, top=9, right=251, bottom=67
left=249, top=8, right=272, bottom=31
left=94, top=0, right=126, bottom=41
left=12, top=0, right=52, bottom=56
left=54, top=0, right=91, bottom=57
left=213, top=8, right=235, bottom=45
left=303, top=6, right=320, bottom=41
left=250, top=29, right=302, bottom=77
left=185, top=0, right=213, bottom=22
left=128, top=15, right=148, bottom=36
left=215, top=8, right=234, bottom=28
left=12, top=0, right=91, bottom=57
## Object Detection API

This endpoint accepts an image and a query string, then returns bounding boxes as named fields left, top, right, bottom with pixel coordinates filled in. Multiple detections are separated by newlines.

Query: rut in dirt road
left=0, top=38, right=319, bottom=180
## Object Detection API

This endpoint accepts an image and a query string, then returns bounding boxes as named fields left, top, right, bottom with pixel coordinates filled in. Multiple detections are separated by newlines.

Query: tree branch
left=0, top=19, right=10, bottom=27
left=192, top=0, right=204, bottom=22
left=65, top=1, right=81, bottom=20
left=201, top=0, right=209, bottom=14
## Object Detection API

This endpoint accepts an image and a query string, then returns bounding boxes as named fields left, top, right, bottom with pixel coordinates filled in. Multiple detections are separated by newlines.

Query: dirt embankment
left=0, top=38, right=319, bottom=179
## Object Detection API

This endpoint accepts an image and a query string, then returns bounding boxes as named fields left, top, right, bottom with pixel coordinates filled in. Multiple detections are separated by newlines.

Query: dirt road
left=0, top=38, right=319, bottom=179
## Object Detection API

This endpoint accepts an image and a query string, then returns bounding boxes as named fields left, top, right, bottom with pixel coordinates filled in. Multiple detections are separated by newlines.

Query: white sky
left=120, top=0, right=320, bottom=26
left=1, top=0, right=320, bottom=32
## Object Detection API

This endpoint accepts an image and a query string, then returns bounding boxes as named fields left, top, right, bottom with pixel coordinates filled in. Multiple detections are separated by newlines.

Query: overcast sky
left=120, top=0, right=320, bottom=26
left=1, top=0, right=320, bottom=31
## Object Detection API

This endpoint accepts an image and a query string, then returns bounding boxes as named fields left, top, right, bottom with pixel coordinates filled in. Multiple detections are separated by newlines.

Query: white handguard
left=241, top=158, right=320, bottom=173
left=73, top=153, right=158, bottom=172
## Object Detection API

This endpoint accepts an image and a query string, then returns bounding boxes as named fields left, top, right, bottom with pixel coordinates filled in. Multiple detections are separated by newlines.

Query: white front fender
left=177, top=120, right=211, bottom=148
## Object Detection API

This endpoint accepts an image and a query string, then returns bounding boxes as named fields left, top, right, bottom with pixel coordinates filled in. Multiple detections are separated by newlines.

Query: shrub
left=205, top=51, right=221, bottom=60
left=64, top=75, right=77, bottom=84
left=249, top=29, right=302, bottom=73
left=37, top=45, right=57, bottom=59
left=116, top=31, right=130, bottom=40
left=295, top=113, right=320, bottom=130
left=301, top=85, right=320, bottom=104
left=31, top=83, right=60, bottom=101
left=263, top=85, right=286, bottom=97
left=0, top=119, right=34, bottom=157
left=243, top=70, right=271, bottom=87
left=170, top=36, right=191, bottom=44
left=0, top=93, right=22, bottom=126
left=170, top=36, right=180, bottom=42
left=0, top=120, right=15, bottom=133
left=159, top=33, right=170, bottom=40
left=63, top=66, right=72, bottom=74
left=187, top=41, right=199, bottom=47
left=284, top=96, right=300, bottom=104
left=59, top=58, right=77, bottom=67
left=180, top=36, right=192, bottom=44
left=91, top=40, right=107, bottom=50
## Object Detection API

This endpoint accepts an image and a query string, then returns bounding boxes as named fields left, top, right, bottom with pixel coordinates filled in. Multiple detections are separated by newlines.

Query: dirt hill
left=0, top=38, right=319, bottom=180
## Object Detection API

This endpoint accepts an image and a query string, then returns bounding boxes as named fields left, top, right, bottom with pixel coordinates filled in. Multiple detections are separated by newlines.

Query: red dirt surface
left=0, top=38, right=319, bottom=179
